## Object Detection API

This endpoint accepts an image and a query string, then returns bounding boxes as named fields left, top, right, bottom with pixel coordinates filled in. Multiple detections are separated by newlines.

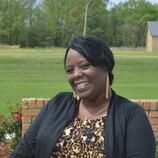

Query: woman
left=10, top=35, right=156, bottom=158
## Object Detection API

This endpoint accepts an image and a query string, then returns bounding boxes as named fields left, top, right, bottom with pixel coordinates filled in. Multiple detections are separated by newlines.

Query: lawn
left=0, top=47, right=158, bottom=115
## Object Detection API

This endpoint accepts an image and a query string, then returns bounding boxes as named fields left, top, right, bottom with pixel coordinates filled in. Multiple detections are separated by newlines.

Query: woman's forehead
left=66, top=49, right=88, bottom=64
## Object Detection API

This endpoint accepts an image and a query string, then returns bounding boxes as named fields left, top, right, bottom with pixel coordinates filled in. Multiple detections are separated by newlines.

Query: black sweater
left=10, top=90, right=156, bottom=158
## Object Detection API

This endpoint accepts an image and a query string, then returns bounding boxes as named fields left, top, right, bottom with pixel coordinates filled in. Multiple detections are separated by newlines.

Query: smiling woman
left=65, top=49, right=108, bottom=101
left=10, top=35, right=156, bottom=158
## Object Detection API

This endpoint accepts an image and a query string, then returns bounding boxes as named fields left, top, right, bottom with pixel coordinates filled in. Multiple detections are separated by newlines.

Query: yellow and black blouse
left=51, top=117, right=106, bottom=158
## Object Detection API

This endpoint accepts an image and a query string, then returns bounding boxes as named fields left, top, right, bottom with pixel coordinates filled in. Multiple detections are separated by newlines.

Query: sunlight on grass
left=0, top=48, right=158, bottom=115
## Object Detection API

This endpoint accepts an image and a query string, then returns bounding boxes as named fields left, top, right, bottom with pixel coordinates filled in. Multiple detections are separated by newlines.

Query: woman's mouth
left=75, top=82, right=89, bottom=92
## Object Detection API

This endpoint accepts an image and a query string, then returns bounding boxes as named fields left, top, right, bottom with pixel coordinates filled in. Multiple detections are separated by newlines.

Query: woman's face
left=65, top=48, right=108, bottom=100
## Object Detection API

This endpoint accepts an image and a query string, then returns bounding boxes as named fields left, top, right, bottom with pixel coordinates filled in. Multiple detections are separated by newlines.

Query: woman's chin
left=77, top=91, right=92, bottom=100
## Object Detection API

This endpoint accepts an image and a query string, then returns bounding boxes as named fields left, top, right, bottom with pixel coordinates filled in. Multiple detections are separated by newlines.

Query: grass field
left=0, top=47, right=158, bottom=115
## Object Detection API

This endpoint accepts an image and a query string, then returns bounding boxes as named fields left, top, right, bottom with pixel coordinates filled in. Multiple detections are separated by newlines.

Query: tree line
left=0, top=0, right=158, bottom=48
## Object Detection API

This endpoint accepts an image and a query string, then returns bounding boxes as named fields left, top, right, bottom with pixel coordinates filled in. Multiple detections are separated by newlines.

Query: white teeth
left=76, top=82, right=88, bottom=89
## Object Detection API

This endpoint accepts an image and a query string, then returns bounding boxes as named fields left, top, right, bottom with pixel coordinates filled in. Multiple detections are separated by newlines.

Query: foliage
left=0, top=141, right=12, bottom=158
left=109, top=0, right=158, bottom=47
left=0, top=0, right=157, bottom=47
left=0, top=0, right=27, bottom=45
left=0, top=106, right=22, bottom=149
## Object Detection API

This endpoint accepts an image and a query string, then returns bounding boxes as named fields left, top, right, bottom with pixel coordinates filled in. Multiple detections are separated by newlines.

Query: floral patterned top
left=51, top=117, right=106, bottom=158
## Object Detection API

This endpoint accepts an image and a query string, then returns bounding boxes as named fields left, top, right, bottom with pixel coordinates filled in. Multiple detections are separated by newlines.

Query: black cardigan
left=10, top=90, right=156, bottom=158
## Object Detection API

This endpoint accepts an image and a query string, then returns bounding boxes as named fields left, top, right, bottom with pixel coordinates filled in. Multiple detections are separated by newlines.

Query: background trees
left=0, top=0, right=26, bottom=45
left=110, top=0, right=158, bottom=47
left=0, top=0, right=158, bottom=47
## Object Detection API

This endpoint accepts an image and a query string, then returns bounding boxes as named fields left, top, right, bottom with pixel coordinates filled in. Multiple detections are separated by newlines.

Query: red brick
left=23, top=108, right=41, bottom=117
left=143, top=101, right=151, bottom=110
left=22, top=99, right=29, bottom=109
left=31, top=109, right=41, bottom=116
left=29, top=99, right=37, bottom=108
left=136, top=100, right=144, bottom=107
left=43, top=99, right=49, bottom=106
left=36, top=99, right=44, bottom=108
left=151, top=125, right=158, bottom=132
left=150, top=103, right=158, bottom=110
left=149, top=111, right=158, bottom=118
left=22, top=124, right=31, bottom=130
left=22, top=116, right=32, bottom=123
left=22, top=109, right=32, bottom=117
left=149, top=118, right=158, bottom=125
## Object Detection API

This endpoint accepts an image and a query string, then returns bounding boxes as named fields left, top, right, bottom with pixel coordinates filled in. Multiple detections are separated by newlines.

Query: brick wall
left=22, top=98, right=158, bottom=151
left=22, top=98, right=48, bottom=135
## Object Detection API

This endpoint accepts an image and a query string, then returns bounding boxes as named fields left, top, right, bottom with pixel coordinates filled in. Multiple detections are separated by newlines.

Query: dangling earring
left=105, top=74, right=109, bottom=99
left=73, top=92, right=80, bottom=101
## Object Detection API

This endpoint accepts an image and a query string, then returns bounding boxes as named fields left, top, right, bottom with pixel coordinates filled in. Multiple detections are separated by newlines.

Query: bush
left=0, top=110, right=22, bottom=149
left=0, top=141, right=11, bottom=158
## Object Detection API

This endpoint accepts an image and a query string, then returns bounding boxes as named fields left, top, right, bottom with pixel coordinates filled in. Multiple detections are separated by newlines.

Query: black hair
left=64, top=35, right=115, bottom=85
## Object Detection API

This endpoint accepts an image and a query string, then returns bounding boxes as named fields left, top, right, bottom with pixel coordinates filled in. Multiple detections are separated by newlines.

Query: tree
left=0, top=0, right=26, bottom=45
left=44, top=0, right=86, bottom=46
left=110, top=0, right=158, bottom=47
left=87, top=0, right=110, bottom=43
left=0, top=0, right=158, bottom=47
left=20, top=4, right=50, bottom=47
left=44, top=0, right=110, bottom=47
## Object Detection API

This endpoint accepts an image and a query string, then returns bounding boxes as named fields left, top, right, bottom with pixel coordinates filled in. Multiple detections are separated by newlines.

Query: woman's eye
left=66, top=68, right=73, bottom=74
left=80, top=63, right=90, bottom=69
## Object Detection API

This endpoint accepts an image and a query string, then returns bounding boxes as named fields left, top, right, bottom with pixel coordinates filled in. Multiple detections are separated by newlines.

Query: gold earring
left=105, top=74, right=109, bottom=99
left=73, top=92, right=80, bottom=101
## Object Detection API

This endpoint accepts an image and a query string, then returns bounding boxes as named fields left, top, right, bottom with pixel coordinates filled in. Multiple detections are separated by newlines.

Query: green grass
left=0, top=47, right=158, bottom=115
left=112, top=48, right=158, bottom=99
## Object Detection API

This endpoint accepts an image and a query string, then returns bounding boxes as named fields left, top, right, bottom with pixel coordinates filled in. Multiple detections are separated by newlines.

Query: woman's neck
left=77, top=90, right=111, bottom=120
left=82, top=88, right=111, bottom=108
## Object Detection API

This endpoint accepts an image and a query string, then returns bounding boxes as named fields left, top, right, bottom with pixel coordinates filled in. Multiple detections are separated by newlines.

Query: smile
left=75, top=82, right=89, bottom=91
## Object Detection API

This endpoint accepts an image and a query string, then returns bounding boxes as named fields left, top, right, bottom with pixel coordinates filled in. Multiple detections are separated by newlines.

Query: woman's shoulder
left=51, top=91, right=73, bottom=99
left=48, top=91, right=73, bottom=101
left=110, top=92, right=147, bottom=125
left=113, top=91, right=145, bottom=116
left=46, top=91, right=74, bottom=109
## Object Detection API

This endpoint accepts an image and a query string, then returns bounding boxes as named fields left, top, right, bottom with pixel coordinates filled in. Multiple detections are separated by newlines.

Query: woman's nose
left=73, top=68, right=82, bottom=78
